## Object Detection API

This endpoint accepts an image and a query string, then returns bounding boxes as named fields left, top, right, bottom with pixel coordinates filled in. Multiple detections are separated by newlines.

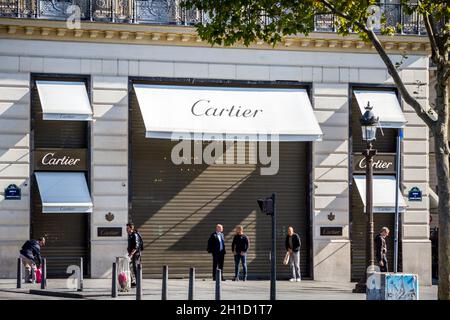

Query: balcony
left=0, top=0, right=425, bottom=35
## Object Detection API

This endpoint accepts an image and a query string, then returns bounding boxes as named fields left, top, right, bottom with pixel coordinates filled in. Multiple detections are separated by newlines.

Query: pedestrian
left=375, top=227, right=390, bottom=272
left=231, top=225, right=249, bottom=281
left=285, top=226, right=301, bottom=282
left=19, top=237, right=45, bottom=283
left=207, top=224, right=226, bottom=281
left=126, top=223, right=143, bottom=288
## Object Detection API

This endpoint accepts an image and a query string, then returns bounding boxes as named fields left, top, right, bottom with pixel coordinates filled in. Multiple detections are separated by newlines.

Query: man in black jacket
left=231, top=225, right=249, bottom=281
left=375, top=227, right=390, bottom=272
left=207, top=224, right=226, bottom=281
left=285, top=226, right=301, bottom=281
left=127, top=223, right=141, bottom=287
left=19, top=237, right=45, bottom=283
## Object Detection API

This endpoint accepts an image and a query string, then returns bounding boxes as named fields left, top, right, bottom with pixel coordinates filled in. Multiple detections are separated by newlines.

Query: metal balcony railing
left=0, top=0, right=425, bottom=35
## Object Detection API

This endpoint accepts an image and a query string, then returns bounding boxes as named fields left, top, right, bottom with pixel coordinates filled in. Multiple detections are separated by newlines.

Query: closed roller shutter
left=30, top=79, right=89, bottom=277
left=130, top=89, right=311, bottom=279
left=350, top=183, right=401, bottom=281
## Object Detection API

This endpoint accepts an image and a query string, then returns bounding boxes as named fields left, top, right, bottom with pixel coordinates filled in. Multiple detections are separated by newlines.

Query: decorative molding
left=0, top=18, right=431, bottom=54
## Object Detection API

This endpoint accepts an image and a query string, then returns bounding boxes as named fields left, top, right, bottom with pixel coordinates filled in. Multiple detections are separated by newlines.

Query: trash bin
left=367, top=272, right=419, bottom=300
left=116, top=256, right=131, bottom=292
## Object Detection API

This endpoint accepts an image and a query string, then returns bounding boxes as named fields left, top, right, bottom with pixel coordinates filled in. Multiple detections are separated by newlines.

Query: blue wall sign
left=408, top=187, right=422, bottom=201
left=4, top=184, right=21, bottom=200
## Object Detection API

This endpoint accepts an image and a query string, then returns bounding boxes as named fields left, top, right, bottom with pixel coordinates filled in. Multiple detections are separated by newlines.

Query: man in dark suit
left=207, top=224, right=226, bottom=281
left=375, top=227, right=390, bottom=272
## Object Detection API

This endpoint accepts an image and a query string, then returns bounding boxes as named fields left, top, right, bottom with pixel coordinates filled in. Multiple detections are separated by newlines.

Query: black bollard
left=188, top=267, right=195, bottom=300
left=40, top=258, right=46, bottom=290
left=17, top=258, right=22, bottom=289
left=215, top=269, right=221, bottom=300
left=78, top=257, right=83, bottom=292
left=30, top=267, right=35, bottom=283
left=162, top=265, right=168, bottom=300
left=111, top=262, right=117, bottom=298
left=136, top=263, right=142, bottom=300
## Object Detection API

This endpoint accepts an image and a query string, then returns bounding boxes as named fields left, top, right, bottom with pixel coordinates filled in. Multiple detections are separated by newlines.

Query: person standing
left=375, top=227, right=390, bottom=272
left=231, top=225, right=249, bottom=281
left=207, top=224, right=226, bottom=281
left=19, top=237, right=45, bottom=283
left=127, top=223, right=142, bottom=287
left=285, top=226, right=301, bottom=282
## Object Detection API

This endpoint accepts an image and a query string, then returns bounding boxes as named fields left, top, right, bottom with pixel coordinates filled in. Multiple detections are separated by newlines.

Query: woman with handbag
left=285, top=226, right=301, bottom=282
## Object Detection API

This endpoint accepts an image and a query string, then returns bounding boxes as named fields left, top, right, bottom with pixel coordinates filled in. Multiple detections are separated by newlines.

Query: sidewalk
left=0, top=279, right=438, bottom=300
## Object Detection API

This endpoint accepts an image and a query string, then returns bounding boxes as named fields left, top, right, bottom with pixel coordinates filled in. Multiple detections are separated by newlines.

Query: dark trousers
left=130, top=253, right=141, bottom=284
left=234, top=254, right=247, bottom=280
left=379, top=258, right=388, bottom=272
left=212, top=251, right=225, bottom=279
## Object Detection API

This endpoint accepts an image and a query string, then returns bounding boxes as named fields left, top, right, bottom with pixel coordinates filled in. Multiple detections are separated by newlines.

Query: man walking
left=127, top=223, right=142, bottom=287
left=19, top=237, right=45, bottom=283
left=375, top=227, right=390, bottom=272
left=285, top=226, right=301, bottom=282
left=207, top=224, right=226, bottom=281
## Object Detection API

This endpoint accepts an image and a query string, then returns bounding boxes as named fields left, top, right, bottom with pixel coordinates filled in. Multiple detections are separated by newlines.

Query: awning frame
left=133, top=83, right=323, bottom=142
left=35, top=171, right=93, bottom=214
left=353, top=175, right=407, bottom=213
left=353, top=89, right=407, bottom=129
left=36, top=80, right=93, bottom=121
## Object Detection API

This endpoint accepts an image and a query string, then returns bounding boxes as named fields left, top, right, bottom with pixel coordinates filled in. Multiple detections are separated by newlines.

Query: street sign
left=408, top=187, right=422, bottom=201
left=4, top=184, right=21, bottom=200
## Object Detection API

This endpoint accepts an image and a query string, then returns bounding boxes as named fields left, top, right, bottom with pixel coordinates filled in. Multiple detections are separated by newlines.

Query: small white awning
left=353, top=175, right=407, bottom=213
left=354, top=90, right=407, bottom=128
left=36, top=81, right=92, bottom=121
left=35, top=172, right=93, bottom=213
left=133, top=84, right=323, bottom=141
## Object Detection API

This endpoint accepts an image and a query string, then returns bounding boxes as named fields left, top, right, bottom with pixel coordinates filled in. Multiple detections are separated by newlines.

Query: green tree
left=183, top=0, right=449, bottom=299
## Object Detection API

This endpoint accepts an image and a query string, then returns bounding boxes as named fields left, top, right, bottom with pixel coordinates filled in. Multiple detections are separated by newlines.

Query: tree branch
left=364, top=29, right=435, bottom=129
left=319, top=0, right=435, bottom=129
left=319, top=0, right=368, bottom=32
left=423, top=13, right=441, bottom=64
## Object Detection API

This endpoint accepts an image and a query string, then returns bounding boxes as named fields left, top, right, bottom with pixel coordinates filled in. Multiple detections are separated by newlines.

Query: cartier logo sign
left=353, top=153, right=395, bottom=174
left=34, top=149, right=87, bottom=171
left=191, top=99, right=263, bottom=118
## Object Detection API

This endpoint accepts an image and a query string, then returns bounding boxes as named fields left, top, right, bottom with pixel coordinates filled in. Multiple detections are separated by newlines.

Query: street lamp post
left=353, top=102, right=379, bottom=294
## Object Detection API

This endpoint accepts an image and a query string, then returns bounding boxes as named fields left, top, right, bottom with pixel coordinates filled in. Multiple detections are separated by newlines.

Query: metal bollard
left=136, top=263, right=142, bottom=300
left=215, top=269, right=221, bottom=300
left=17, top=258, right=22, bottom=289
left=188, top=267, right=195, bottom=300
left=40, top=258, right=47, bottom=290
left=111, top=262, right=117, bottom=298
left=78, top=257, right=83, bottom=292
left=162, top=265, right=168, bottom=300
left=30, top=267, right=35, bottom=283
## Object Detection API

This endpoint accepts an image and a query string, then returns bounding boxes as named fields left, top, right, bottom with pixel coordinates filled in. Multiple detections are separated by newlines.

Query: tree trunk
left=434, top=64, right=450, bottom=300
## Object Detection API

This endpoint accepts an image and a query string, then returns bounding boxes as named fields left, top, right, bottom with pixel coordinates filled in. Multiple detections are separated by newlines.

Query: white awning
left=35, top=172, right=93, bottom=213
left=133, top=84, right=323, bottom=141
left=36, top=81, right=92, bottom=121
left=354, top=90, right=407, bottom=128
left=353, top=175, right=407, bottom=213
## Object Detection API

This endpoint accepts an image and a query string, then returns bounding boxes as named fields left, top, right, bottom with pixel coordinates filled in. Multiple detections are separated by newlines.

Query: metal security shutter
left=130, top=90, right=311, bottom=279
left=351, top=93, right=397, bottom=153
left=30, top=80, right=89, bottom=277
left=350, top=187, right=401, bottom=281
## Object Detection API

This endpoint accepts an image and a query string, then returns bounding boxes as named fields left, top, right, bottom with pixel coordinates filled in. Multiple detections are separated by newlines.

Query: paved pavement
left=0, top=278, right=438, bottom=300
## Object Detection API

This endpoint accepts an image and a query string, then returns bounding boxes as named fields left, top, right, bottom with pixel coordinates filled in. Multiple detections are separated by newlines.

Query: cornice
left=0, top=18, right=431, bottom=54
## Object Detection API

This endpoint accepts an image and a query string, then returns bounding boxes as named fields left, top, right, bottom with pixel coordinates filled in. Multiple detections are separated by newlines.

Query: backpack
left=136, top=232, right=144, bottom=251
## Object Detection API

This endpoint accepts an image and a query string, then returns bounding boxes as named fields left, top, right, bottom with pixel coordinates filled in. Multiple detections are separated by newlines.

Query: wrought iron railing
left=0, top=1, right=425, bottom=35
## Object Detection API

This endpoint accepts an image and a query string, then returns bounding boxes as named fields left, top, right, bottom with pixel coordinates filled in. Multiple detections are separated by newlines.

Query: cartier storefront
left=30, top=76, right=93, bottom=276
